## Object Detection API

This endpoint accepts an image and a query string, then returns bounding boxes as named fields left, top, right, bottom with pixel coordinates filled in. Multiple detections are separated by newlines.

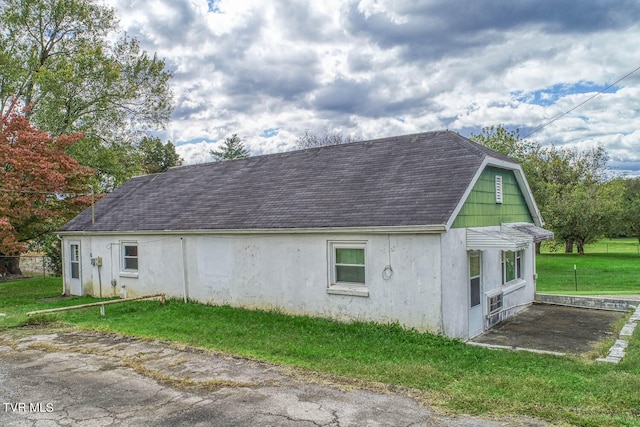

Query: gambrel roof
left=60, top=131, right=538, bottom=233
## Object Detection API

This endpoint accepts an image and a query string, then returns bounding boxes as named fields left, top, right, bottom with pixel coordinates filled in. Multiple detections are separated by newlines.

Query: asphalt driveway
left=0, top=327, right=547, bottom=427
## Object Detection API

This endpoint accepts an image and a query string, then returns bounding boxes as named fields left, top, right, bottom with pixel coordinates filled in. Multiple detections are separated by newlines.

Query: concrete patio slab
left=470, top=303, right=627, bottom=355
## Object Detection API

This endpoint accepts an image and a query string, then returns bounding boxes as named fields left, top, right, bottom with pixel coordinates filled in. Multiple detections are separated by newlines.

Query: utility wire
left=522, top=64, right=640, bottom=139
left=0, top=188, right=90, bottom=196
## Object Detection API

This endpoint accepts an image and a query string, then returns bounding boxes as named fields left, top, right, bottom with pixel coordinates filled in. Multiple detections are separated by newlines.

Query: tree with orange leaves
left=0, top=104, right=94, bottom=275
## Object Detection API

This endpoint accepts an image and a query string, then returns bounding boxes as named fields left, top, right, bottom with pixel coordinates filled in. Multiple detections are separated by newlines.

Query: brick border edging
left=596, top=305, right=640, bottom=364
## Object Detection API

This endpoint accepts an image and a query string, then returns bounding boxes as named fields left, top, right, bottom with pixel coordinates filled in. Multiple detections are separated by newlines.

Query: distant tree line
left=209, top=128, right=360, bottom=161
left=295, top=128, right=361, bottom=149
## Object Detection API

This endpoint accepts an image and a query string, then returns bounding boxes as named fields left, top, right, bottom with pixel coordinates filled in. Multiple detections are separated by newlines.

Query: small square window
left=122, top=242, right=139, bottom=272
left=335, top=248, right=365, bottom=284
left=328, top=241, right=368, bottom=297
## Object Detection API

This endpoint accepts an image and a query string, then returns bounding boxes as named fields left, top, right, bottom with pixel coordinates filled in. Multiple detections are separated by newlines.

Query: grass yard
left=537, top=238, right=640, bottom=295
left=1, top=277, right=640, bottom=426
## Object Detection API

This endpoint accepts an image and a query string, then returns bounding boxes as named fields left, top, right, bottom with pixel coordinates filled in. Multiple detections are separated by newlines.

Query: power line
left=0, top=188, right=90, bottom=197
left=521, top=64, right=640, bottom=139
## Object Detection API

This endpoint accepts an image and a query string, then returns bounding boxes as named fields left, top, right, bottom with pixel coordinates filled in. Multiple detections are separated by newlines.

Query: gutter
left=56, top=224, right=448, bottom=237
left=56, top=234, right=65, bottom=296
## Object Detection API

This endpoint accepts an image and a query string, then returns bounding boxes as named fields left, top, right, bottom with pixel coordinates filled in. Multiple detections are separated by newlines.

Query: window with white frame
left=328, top=241, right=367, bottom=296
left=501, top=250, right=523, bottom=284
left=121, top=242, right=139, bottom=272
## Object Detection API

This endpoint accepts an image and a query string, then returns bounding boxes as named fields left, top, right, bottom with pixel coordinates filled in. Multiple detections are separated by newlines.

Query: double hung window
left=121, top=242, right=139, bottom=274
left=328, top=241, right=368, bottom=297
left=501, top=250, right=523, bottom=284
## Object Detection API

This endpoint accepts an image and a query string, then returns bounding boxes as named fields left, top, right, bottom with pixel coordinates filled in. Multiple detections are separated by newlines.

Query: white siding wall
left=63, top=233, right=444, bottom=333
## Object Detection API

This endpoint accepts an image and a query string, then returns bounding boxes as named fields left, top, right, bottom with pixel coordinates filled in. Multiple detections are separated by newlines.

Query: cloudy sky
left=107, top=0, right=640, bottom=175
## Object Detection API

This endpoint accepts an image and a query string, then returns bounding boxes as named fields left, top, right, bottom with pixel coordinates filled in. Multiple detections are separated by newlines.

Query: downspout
left=531, top=245, right=537, bottom=287
left=57, top=235, right=66, bottom=296
left=181, top=237, right=189, bottom=303
left=438, top=233, right=445, bottom=335
left=97, top=262, right=103, bottom=298
left=109, top=243, right=116, bottom=296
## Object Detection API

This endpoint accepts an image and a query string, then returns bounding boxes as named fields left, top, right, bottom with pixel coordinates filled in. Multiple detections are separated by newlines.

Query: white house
left=58, top=131, right=552, bottom=339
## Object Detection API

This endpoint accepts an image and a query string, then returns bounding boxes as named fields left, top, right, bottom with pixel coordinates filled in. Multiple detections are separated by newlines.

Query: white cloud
left=106, top=0, right=640, bottom=174
left=175, top=140, right=217, bottom=165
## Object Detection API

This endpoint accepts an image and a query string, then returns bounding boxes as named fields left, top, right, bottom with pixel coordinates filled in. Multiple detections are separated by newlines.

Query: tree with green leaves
left=628, top=190, right=640, bottom=243
left=138, top=136, right=183, bottom=174
left=211, top=134, right=250, bottom=161
left=0, top=103, right=93, bottom=274
left=611, top=177, right=640, bottom=242
left=470, top=125, right=611, bottom=254
left=469, top=126, right=539, bottom=163
left=545, top=179, right=624, bottom=254
left=0, top=0, right=174, bottom=191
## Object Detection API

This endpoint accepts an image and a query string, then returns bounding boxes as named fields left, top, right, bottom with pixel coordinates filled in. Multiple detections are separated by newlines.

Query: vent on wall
left=486, top=293, right=504, bottom=327
left=495, top=175, right=503, bottom=204
left=488, top=293, right=503, bottom=314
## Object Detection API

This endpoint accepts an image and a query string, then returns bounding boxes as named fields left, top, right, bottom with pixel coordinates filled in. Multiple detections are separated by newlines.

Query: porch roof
left=502, top=223, right=554, bottom=243
left=466, top=223, right=554, bottom=251
left=466, top=228, right=530, bottom=251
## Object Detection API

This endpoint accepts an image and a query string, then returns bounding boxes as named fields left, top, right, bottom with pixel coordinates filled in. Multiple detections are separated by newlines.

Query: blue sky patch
left=178, top=137, right=217, bottom=146
left=207, top=0, right=220, bottom=13
left=261, top=128, right=280, bottom=138
left=514, top=82, right=620, bottom=107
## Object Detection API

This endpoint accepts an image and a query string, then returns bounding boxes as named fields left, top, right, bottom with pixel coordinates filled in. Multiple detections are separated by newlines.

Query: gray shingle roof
left=59, top=131, right=518, bottom=232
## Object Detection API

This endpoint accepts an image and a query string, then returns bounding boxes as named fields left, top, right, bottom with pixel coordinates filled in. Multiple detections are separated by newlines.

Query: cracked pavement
left=0, top=327, right=547, bottom=426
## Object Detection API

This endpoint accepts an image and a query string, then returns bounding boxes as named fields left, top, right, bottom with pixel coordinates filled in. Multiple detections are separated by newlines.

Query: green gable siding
left=452, top=166, right=533, bottom=228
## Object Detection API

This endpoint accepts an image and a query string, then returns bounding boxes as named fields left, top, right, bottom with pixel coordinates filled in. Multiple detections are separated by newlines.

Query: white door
left=468, top=251, right=483, bottom=338
left=69, top=242, right=82, bottom=295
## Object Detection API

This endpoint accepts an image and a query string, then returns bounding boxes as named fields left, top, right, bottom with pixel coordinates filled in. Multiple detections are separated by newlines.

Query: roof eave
left=57, top=224, right=448, bottom=237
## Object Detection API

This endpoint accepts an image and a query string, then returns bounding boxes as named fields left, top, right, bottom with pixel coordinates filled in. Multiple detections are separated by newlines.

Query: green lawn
left=1, top=277, right=640, bottom=426
left=537, top=238, right=640, bottom=295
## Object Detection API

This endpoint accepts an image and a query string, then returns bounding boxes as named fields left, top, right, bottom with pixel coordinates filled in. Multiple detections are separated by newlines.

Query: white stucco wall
left=62, top=233, right=445, bottom=333
left=478, top=229, right=536, bottom=329
left=440, top=226, right=537, bottom=339
left=61, top=235, right=182, bottom=298
left=61, top=225, right=538, bottom=338
left=439, top=228, right=469, bottom=339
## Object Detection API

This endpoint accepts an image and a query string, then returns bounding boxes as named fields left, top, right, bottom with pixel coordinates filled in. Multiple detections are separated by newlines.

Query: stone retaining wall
left=535, top=293, right=638, bottom=312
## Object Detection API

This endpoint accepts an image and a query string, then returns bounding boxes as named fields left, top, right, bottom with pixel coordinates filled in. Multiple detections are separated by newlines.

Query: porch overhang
left=466, top=228, right=530, bottom=251
left=501, top=223, right=554, bottom=243
left=466, top=223, right=554, bottom=251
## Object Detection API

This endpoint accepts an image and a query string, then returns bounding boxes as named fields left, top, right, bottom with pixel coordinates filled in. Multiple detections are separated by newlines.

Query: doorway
left=468, top=251, right=483, bottom=338
left=69, top=242, right=82, bottom=295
